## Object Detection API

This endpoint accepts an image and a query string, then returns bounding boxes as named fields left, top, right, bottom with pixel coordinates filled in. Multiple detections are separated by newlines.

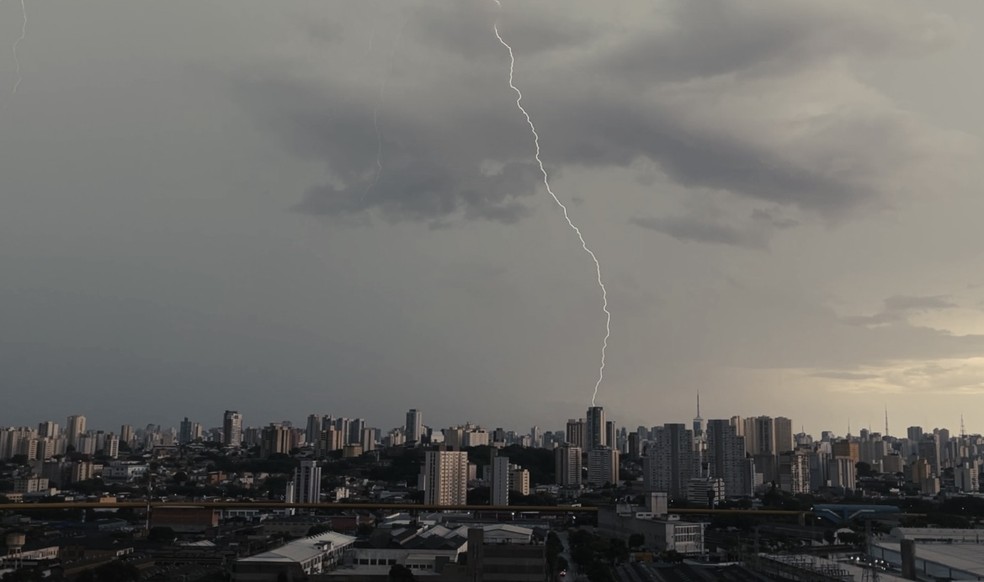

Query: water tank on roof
left=5, top=532, right=26, bottom=554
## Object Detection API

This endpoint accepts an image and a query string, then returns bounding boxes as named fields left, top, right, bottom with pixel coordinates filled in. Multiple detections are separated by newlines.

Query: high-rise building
left=360, top=427, right=375, bottom=452
left=421, top=450, right=469, bottom=506
left=511, top=466, right=530, bottom=496
left=774, top=417, right=794, bottom=454
left=491, top=455, right=511, bottom=506
left=585, top=406, right=606, bottom=451
left=555, top=444, right=582, bottom=488
left=529, top=426, right=541, bottom=448
left=832, top=439, right=860, bottom=463
left=66, top=415, right=86, bottom=450
left=643, top=423, right=694, bottom=498
left=605, top=421, right=617, bottom=454
left=348, top=418, right=366, bottom=446
left=77, top=432, right=97, bottom=455
left=492, top=428, right=507, bottom=446
left=778, top=450, right=811, bottom=494
left=294, top=459, right=322, bottom=504
left=179, top=418, right=194, bottom=445
left=443, top=426, right=465, bottom=450
left=744, top=416, right=775, bottom=456
left=316, top=428, right=344, bottom=456
left=566, top=419, right=585, bottom=449
left=628, top=433, right=641, bottom=458
left=587, top=447, right=619, bottom=487
left=406, top=409, right=423, bottom=445
left=120, top=424, right=134, bottom=448
left=917, top=435, right=941, bottom=475
left=104, top=433, right=120, bottom=459
left=464, top=428, right=489, bottom=448
left=305, top=415, right=322, bottom=445
left=828, top=456, right=856, bottom=490
left=37, top=421, right=59, bottom=439
left=223, top=411, right=243, bottom=447
left=706, top=419, right=750, bottom=497
left=261, top=423, right=292, bottom=457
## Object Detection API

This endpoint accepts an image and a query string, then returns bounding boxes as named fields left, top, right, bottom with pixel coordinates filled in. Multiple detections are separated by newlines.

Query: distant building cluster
left=2, top=405, right=982, bottom=504
left=4, top=403, right=984, bottom=580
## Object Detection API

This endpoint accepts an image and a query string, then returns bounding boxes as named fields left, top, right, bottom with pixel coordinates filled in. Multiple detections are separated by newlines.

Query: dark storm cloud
left=843, top=295, right=958, bottom=327
left=631, top=214, right=767, bottom=249
left=598, top=1, right=953, bottom=83
left=231, top=0, right=964, bottom=224
left=232, top=65, right=541, bottom=225
left=630, top=207, right=796, bottom=249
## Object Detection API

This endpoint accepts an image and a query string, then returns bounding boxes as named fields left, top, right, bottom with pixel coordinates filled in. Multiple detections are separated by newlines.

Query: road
left=556, top=530, right=587, bottom=582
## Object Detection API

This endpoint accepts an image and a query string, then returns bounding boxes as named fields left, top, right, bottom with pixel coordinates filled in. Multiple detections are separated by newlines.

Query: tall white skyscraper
left=294, top=459, right=322, bottom=504
left=421, top=450, right=468, bottom=506
left=406, top=409, right=423, bottom=445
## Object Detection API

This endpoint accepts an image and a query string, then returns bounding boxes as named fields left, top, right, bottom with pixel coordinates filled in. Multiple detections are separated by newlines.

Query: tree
left=76, top=561, right=140, bottom=582
left=557, top=556, right=569, bottom=572
left=628, top=533, right=645, bottom=549
left=388, top=564, right=416, bottom=581
left=606, top=538, right=629, bottom=564
left=466, top=487, right=490, bottom=505
left=307, top=524, right=332, bottom=536
left=147, top=526, right=177, bottom=544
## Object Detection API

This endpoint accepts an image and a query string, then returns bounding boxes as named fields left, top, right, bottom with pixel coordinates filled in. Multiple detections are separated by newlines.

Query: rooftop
left=238, top=530, right=355, bottom=564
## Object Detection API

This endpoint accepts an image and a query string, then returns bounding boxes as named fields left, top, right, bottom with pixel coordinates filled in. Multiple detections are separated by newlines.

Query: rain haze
left=1, top=0, right=983, bottom=435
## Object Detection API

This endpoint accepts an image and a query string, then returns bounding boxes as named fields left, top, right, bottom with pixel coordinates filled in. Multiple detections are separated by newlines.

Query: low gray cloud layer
left=844, top=295, right=958, bottom=326
left=233, top=0, right=970, bottom=227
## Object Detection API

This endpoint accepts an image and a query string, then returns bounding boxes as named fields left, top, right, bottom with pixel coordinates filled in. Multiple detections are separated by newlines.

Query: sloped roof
left=239, top=531, right=355, bottom=564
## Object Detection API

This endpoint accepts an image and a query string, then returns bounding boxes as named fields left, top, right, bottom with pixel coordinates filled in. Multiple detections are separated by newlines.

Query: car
left=559, top=570, right=567, bottom=578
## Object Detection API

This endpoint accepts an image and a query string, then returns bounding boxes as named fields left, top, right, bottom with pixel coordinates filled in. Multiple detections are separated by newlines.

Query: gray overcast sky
left=1, top=1, right=983, bottom=436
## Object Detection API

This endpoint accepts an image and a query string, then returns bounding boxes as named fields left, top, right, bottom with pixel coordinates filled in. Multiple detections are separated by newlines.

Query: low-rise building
left=234, top=530, right=355, bottom=581
left=598, top=502, right=705, bottom=555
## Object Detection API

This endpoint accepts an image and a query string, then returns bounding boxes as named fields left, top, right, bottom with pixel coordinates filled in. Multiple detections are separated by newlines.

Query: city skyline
left=2, top=405, right=979, bottom=445
left=2, top=1, right=984, bottom=434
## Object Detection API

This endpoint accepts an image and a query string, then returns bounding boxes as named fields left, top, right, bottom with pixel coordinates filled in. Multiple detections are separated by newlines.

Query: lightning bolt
left=492, top=11, right=611, bottom=406
left=364, top=15, right=408, bottom=200
left=11, top=0, right=26, bottom=97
